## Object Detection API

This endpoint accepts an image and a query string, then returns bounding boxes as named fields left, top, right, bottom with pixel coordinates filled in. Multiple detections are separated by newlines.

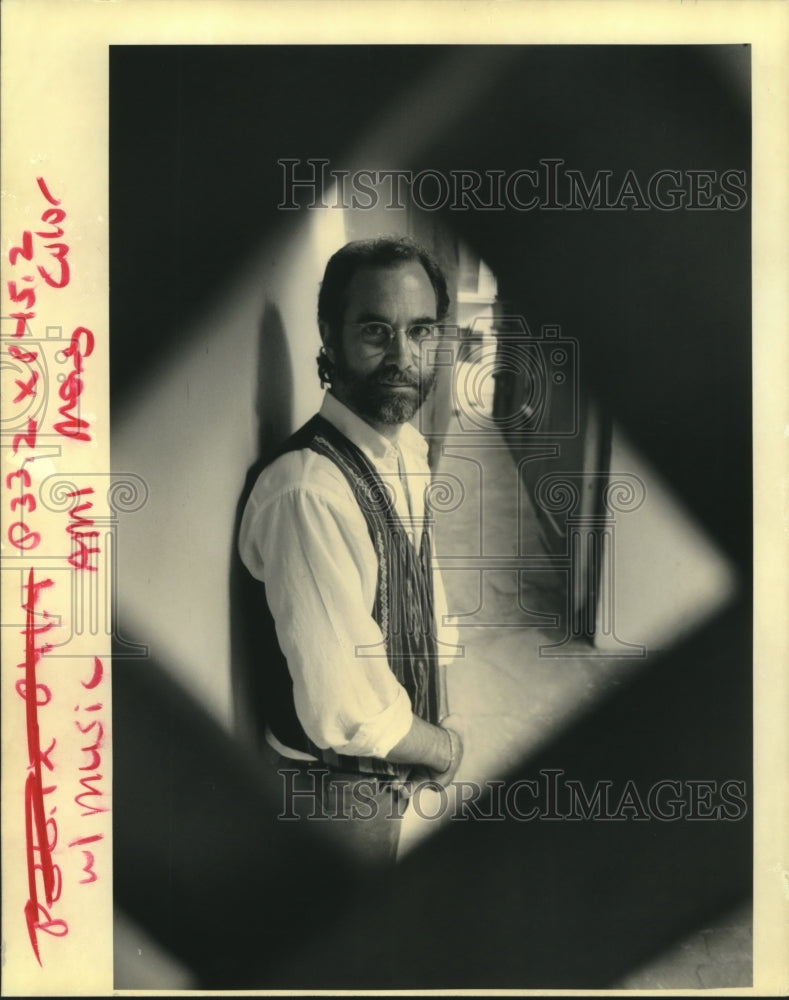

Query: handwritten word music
left=69, top=657, right=107, bottom=885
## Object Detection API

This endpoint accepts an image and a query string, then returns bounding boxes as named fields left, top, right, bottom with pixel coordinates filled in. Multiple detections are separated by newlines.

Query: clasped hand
left=392, top=713, right=465, bottom=798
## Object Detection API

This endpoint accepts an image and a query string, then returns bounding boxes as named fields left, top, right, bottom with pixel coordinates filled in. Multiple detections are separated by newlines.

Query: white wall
left=113, top=210, right=345, bottom=726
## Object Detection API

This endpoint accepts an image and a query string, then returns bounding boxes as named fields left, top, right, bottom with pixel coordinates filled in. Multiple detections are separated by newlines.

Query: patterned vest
left=261, top=414, right=441, bottom=777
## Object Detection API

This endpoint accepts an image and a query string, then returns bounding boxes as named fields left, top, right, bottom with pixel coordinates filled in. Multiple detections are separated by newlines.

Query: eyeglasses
left=349, top=321, right=438, bottom=351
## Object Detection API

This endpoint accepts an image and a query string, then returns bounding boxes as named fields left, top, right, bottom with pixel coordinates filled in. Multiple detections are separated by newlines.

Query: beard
left=332, top=355, right=438, bottom=426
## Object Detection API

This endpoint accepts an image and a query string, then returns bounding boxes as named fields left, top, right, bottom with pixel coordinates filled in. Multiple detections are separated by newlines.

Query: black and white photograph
left=1, top=2, right=787, bottom=996
left=108, top=41, right=753, bottom=991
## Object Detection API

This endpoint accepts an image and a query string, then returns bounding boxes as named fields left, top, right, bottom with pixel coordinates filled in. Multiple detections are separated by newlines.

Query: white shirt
left=238, top=393, right=457, bottom=760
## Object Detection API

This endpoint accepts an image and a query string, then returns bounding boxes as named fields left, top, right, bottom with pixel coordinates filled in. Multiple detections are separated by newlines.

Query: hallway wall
left=112, top=213, right=335, bottom=723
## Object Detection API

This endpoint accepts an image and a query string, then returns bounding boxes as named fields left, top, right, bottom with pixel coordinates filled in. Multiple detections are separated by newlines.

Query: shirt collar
left=319, top=392, right=428, bottom=466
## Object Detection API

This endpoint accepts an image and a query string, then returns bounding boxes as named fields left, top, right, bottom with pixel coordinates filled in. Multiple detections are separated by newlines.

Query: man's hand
left=427, top=714, right=464, bottom=789
left=389, top=715, right=465, bottom=798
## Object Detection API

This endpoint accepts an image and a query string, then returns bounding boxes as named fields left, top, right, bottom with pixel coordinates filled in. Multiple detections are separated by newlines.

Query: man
left=239, top=235, right=463, bottom=866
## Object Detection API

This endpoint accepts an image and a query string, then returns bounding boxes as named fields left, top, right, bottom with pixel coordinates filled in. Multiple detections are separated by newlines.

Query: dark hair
left=316, top=235, right=450, bottom=386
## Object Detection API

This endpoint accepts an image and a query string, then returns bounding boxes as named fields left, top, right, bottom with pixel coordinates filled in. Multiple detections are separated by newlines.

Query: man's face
left=326, top=261, right=439, bottom=431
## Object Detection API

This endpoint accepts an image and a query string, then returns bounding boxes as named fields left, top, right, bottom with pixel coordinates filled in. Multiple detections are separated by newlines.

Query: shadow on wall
left=229, top=300, right=294, bottom=749
left=253, top=301, right=294, bottom=462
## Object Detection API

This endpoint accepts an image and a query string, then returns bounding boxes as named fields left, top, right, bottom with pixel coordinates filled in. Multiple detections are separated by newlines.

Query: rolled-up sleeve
left=240, top=479, right=413, bottom=758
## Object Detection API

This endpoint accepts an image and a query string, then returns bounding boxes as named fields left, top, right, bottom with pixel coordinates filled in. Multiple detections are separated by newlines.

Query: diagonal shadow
left=113, top=594, right=750, bottom=989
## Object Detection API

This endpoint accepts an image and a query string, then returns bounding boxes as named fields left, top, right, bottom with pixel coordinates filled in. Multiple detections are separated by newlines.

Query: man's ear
left=319, top=321, right=336, bottom=362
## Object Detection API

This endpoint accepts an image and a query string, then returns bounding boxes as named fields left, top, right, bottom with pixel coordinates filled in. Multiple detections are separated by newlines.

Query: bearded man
left=239, top=235, right=463, bottom=866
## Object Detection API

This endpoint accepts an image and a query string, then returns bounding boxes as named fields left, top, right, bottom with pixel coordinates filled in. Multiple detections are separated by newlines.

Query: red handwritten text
left=18, top=569, right=67, bottom=964
left=64, top=487, right=100, bottom=571
left=4, top=177, right=72, bottom=553
left=6, top=177, right=70, bottom=338
left=70, top=659, right=107, bottom=885
left=53, top=326, right=94, bottom=442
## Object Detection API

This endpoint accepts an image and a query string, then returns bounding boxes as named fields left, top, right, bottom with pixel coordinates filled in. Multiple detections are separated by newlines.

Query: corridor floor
left=396, top=414, right=752, bottom=990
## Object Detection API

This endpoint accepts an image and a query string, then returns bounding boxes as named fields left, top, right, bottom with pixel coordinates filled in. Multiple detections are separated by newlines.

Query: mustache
left=373, top=367, right=421, bottom=387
